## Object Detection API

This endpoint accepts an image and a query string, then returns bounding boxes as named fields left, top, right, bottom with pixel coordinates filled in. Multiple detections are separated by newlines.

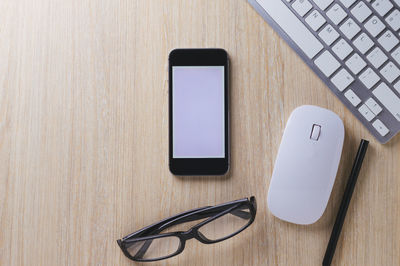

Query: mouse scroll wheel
left=310, top=124, right=321, bottom=141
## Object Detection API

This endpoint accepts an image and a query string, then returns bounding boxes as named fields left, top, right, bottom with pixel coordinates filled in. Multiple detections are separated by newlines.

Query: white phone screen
left=172, top=66, right=225, bottom=158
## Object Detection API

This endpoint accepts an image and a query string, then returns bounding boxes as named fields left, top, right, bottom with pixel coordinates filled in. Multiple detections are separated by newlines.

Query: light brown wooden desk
left=1, top=0, right=399, bottom=265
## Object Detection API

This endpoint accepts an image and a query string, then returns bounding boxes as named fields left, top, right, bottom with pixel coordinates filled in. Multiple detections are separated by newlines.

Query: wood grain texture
left=0, top=0, right=399, bottom=265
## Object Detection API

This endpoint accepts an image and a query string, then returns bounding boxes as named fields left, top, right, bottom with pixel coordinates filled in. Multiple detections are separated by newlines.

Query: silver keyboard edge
left=248, top=0, right=400, bottom=143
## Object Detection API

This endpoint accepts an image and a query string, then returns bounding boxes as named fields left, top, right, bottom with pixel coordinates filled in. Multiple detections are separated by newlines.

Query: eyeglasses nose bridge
left=180, top=228, right=196, bottom=240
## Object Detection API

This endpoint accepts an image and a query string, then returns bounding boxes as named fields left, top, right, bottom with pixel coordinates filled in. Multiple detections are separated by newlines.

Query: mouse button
left=310, top=124, right=321, bottom=141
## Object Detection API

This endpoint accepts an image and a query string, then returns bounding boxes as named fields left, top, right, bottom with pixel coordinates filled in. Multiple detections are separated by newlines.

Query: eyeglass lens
left=198, top=205, right=252, bottom=241
left=126, top=236, right=181, bottom=260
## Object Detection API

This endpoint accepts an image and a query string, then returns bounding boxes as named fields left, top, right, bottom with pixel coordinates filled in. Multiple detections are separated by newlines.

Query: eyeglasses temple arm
left=134, top=204, right=250, bottom=240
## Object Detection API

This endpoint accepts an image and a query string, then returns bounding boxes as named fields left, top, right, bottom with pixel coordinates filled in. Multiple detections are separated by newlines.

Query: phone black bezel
left=168, top=48, right=229, bottom=175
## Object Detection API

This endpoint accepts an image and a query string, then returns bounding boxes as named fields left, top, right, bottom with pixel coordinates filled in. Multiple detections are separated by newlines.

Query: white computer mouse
left=267, top=105, right=344, bottom=225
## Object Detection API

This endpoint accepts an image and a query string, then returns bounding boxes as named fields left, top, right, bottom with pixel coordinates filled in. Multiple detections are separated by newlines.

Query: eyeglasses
left=117, top=196, right=257, bottom=262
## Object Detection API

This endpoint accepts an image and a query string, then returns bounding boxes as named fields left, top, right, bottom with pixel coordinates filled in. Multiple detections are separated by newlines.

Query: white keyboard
left=249, top=0, right=400, bottom=143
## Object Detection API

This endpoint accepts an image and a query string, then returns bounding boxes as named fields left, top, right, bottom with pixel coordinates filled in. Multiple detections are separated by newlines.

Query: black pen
left=322, top=139, right=369, bottom=266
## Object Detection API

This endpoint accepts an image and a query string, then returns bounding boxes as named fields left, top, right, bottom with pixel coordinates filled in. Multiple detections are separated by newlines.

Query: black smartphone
left=169, top=49, right=229, bottom=175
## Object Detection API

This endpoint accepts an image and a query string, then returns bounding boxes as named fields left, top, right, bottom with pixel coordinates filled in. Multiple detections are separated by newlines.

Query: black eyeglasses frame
left=117, top=196, right=257, bottom=262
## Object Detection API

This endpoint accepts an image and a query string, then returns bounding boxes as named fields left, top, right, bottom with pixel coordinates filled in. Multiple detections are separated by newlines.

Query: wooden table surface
left=1, top=0, right=399, bottom=265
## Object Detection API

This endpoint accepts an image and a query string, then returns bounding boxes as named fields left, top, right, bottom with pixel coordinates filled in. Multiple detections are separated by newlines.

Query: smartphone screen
left=169, top=49, right=229, bottom=175
left=172, top=66, right=225, bottom=158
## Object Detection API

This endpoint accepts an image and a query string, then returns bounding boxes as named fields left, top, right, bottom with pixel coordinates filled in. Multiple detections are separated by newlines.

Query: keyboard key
left=331, top=68, right=354, bottom=91
left=340, top=18, right=361, bottom=39
left=319, top=24, right=340, bottom=45
left=373, top=83, right=400, bottom=121
left=351, top=2, right=372, bottom=22
left=378, top=30, right=399, bottom=52
left=360, top=68, right=380, bottom=88
left=380, top=62, right=400, bottom=83
left=366, top=97, right=383, bottom=114
left=392, top=47, right=400, bottom=65
left=364, top=16, right=385, bottom=37
left=256, top=0, right=324, bottom=59
left=358, top=104, right=376, bottom=121
left=353, top=33, right=374, bottom=53
left=372, top=0, right=393, bottom=16
left=373, top=119, right=390, bottom=136
left=313, top=0, right=334, bottom=10
left=315, top=51, right=341, bottom=76
left=394, top=80, right=400, bottom=93
left=292, top=0, right=313, bottom=16
left=386, top=10, right=400, bottom=31
left=345, top=89, right=362, bottom=106
left=326, top=4, right=347, bottom=25
left=306, top=10, right=327, bottom=31
left=346, top=53, right=367, bottom=74
left=367, top=47, right=388, bottom=68
left=340, top=0, right=356, bottom=8
left=333, top=39, right=353, bottom=60
left=394, top=0, right=400, bottom=6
